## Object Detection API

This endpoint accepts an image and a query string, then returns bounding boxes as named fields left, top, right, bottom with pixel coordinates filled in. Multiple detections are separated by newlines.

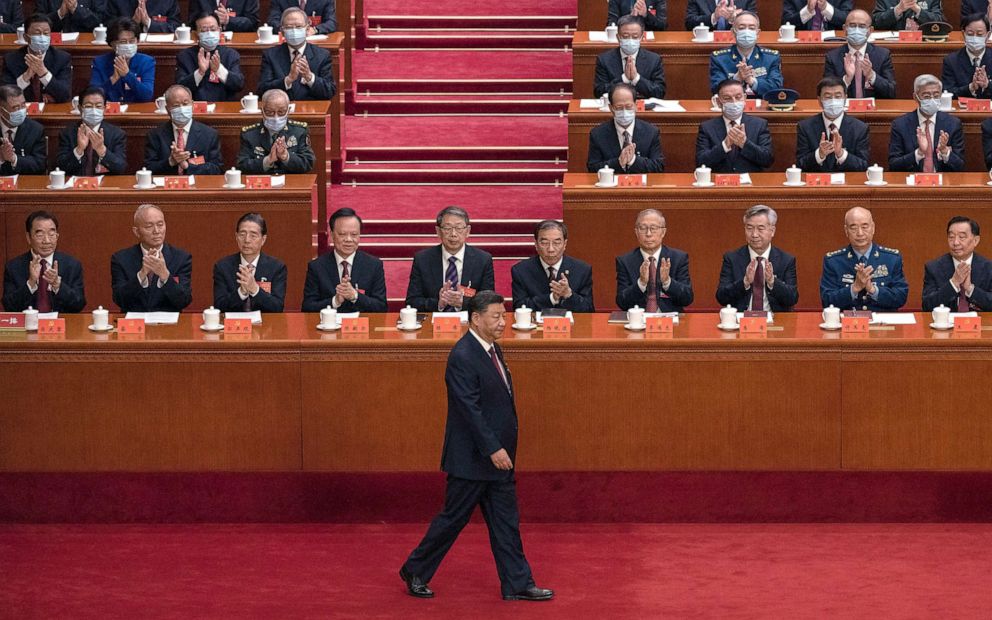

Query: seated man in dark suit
left=511, top=220, right=595, bottom=313
left=213, top=212, right=287, bottom=312
left=616, top=208, right=693, bottom=312
left=608, top=0, right=667, bottom=30
left=823, top=10, right=896, bottom=99
left=941, top=14, right=992, bottom=99
left=236, top=88, right=315, bottom=173
left=685, top=0, right=756, bottom=30
left=89, top=18, right=156, bottom=103
left=963, top=0, right=992, bottom=18
left=405, top=206, right=496, bottom=312
left=193, top=0, right=259, bottom=32
left=268, top=0, right=336, bottom=33
left=258, top=7, right=335, bottom=100
left=708, top=12, right=782, bottom=98
left=889, top=73, right=965, bottom=172
left=872, top=0, right=943, bottom=30
left=110, top=204, right=192, bottom=312
left=0, top=85, right=47, bottom=175
left=3, top=210, right=86, bottom=313
left=176, top=13, right=246, bottom=102
left=587, top=83, right=664, bottom=174
left=57, top=86, right=127, bottom=175
left=36, top=0, right=105, bottom=32
left=302, top=208, right=387, bottom=312
left=716, top=205, right=799, bottom=311
left=796, top=76, right=870, bottom=171
left=0, top=0, right=24, bottom=33
left=1, top=14, right=73, bottom=103
left=696, top=78, right=773, bottom=173
left=923, top=216, right=992, bottom=311
left=782, top=0, right=852, bottom=31
left=107, top=0, right=180, bottom=32
left=144, top=84, right=224, bottom=175
left=593, top=15, right=666, bottom=99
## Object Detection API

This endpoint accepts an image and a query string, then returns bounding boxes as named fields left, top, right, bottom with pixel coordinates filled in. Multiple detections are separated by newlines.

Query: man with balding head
left=822, top=10, right=896, bottom=99
left=111, top=204, right=193, bottom=312
left=820, top=206, right=908, bottom=311
left=144, top=84, right=224, bottom=175
left=237, top=89, right=315, bottom=173
left=615, top=209, right=693, bottom=312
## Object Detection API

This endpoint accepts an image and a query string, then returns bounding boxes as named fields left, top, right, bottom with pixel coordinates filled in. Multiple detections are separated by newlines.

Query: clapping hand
left=619, top=142, right=636, bottom=168
left=169, top=141, right=191, bottom=170
left=335, top=274, right=357, bottom=305
left=549, top=272, right=572, bottom=300
left=853, top=263, right=875, bottom=294
left=936, top=130, right=951, bottom=158
left=236, top=264, right=258, bottom=295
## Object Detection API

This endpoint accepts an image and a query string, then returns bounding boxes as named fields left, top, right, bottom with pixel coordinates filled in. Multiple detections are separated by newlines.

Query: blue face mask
left=263, top=114, right=288, bottom=133
left=82, top=107, right=105, bottom=127
left=965, top=35, right=987, bottom=54
left=29, top=34, right=50, bottom=54
left=619, top=38, right=640, bottom=56
left=5, top=107, right=27, bottom=127
left=735, top=29, right=757, bottom=48
left=722, top=100, right=745, bottom=120
left=116, top=42, right=138, bottom=58
left=918, top=97, right=941, bottom=117
left=170, top=104, right=193, bottom=126
left=822, top=98, right=845, bottom=119
left=613, top=108, right=635, bottom=127
left=283, top=27, right=307, bottom=47
left=846, top=26, right=869, bottom=47
left=198, top=31, right=221, bottom=51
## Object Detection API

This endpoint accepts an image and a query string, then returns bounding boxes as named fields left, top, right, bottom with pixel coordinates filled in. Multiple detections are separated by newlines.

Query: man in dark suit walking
left=400, top=290, right=553, bottom=602
left=110, top=204, right=192, bottom=312
left=822, top=10, right=896, bottom=99
left=511, top=220, right=595, bottom=312
left=144, top=84, right=224, bottom=175
left=796, top=76, right=870, bottom=172
left=175, top=13, right=246, bottom=102
left=213, top=212, right=287, bottom=312
left=3, top=210, right=86, bottom=313
left=57, top=86, right=128, bottom=176
left=587, top=83, right=664, bottom=174
left=1, top=14, right=73, bottom=103
left=922, top=216, right=992, bottom=311
left=716, top=205, right=799, bottom=311
left=696, top=78, right=773, bottom=173
left=593, top=15, right=666, bottom=99
left=616, top=208, right=693, bottom=311
left=258, top=7, right=335, bottom=100
left=0, top=84, right=47, bottom=175
left=888, top=73, right=965, bottom=172
left=302, top=208, right=387, bottom=312
left=941, top=14, right=992, bottom=99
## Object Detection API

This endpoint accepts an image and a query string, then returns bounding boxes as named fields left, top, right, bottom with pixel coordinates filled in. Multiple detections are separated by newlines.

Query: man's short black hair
left=467, top=290, right=504, bottom=319
left=616, top=14, right=645, bottom=31
left=329, top=207, right=362, bottom=232
left=961, top=13, right=990, bottom=31
left=193, top=12, right=221, bottom=28
left=77, top=86, right=107, bottom=103
left=26, top=210, right=58, bottom=233
left=816, top=76, right=847, bottom=96
left=609, top=82, right=637, bottom=104
left=534, top=220, right=568, bottom=240
left=25, top=13, right=54, bottom=30
left=237, top=212, right=267, bottom=235
left=716, top=78, right=745, bottom=96
left=947, top=216, right=980, bottom=236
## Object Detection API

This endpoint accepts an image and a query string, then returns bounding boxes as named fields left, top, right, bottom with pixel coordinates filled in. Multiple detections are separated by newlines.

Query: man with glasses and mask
left=616, top=209, right=693, bottom=312
left=696, top=78, right=773, bottom=173
left=214, top=212, right=288, bottom=312
left=796, top=76, right=870, bottom=172
left=406, top=206, right=496, bottom=313
left=258, top=7, right=335, bottom=101
left=587, top=82, right=664, bottom=174
left=717, top=205, right=798, bottom=312
left=176, top=12, right=245, bottom=102
left=593, top=14, right=666, bottom=99
left=1, top=14, right=72, bottom=103
left=237, top=89, right=315, bottom=173
left=0, top=84, right=46, bottom=175
left=889, top=73, right=964, bottom=172
left=111, top=204, right=192, bottom=312
left=57, top=86, right=127, bottom=176
left=145, top=84, right=223, bottom=175
left=302, top=208, right=386, bottom=312
left=3, top=211, right=85, bottom=313
left=511, top=220, right=595, bottom=313
left=823, top=10, right=896, bottom=99
left=941, top=14, right=992, bottom=99
left=89, top=17, right=155, bottom=103
left=709, top=12, right=781, bottom=98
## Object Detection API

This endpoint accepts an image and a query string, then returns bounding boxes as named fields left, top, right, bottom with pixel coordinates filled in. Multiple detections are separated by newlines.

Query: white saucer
left=717, top=323, right=739, bottom=331
left=46, top=184, right=68, bottom=190
left=223, top=183, right=247, bottom=189
left=691, top=181, right=715, bottom=187
left=254, top=39, right=278, bottom=44
left=865, top=181, right=888, bottom=186
left=512, top=323, right=537, bottom=331
left=929, top=322, right=954, bottom=330
left=783, top=181, right=806, bottom=187
left=133, top=184, right=156, bottom=189
left=986, top=181, right=992, bottom=187
left=777, top=37, right=799, bottom=43
left=88, top=324, right=114, bottom=332
left=154, top=109, right=167, bottom=114
left=200, top=324, right=224, bottom=332
left=819, top=322, right=842, bottom=331
left=316, top=323, right=341, bottom=331
left=396, top=322, right=422, bottom=331
left=691, top=37, right=714, bottom=43
left=239, top=109, right=260, bottom=114
left=623, top=323, right=646, bottom=331
left=594, top=180, right=618, bottom=188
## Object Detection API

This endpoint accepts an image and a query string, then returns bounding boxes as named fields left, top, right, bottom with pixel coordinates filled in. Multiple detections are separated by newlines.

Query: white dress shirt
left=138, top=245, right=168, bottom=288
left=26, top=250, right=58, bottom=294
left=16, top=50, right=52, bottom=89
left=237, top=253, right=260, bottom=300
left=331, top=250, right=357, bottom=308
left=620, top=49, right=640, bottom=86
left=540, top=257, right=564, bottom=305
left=815, top=112, right=849, bottom=165
left=285, top=43, right=316, bottom=88
left=745, top=245, right=772, bottom=311
left=637, top=247, right=667, bottom=292
left=950, top=253, right=974, bottom=295
left=845, top=44, right=876, bottom=89
left=914, top=110, right=951, bottom=164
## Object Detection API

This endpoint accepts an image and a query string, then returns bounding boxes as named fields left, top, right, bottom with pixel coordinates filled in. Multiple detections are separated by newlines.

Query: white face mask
left=918, top=97, right=940, bottom=117
left=822, top=98, right=845, bottom=119
left=734, top=29, right=757, bottom=49
left=613, top=108, right=635, bottom=127
left=965, top=35, right=987, bottom=54
left=722, top=100, right=745, bottom=120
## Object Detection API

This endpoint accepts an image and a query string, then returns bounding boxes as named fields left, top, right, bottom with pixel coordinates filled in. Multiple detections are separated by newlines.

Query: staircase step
left=346, top=146, right=567, bottom=163
left=353, top=50, right=571, bottom=85
left=340, top=162, right=566, bottom=184
left=367, top=15, right=576, bottom=30
left=343, top=116, right=568, bottom=149
left=364, top=29, right=573, bottom=49
left=352, top=96, right=569, bottom=115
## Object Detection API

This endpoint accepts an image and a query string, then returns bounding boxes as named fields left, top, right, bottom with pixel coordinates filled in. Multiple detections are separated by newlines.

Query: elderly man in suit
left=941, top=14, right=992, bottom=99
left=1, top=14, right=73, bottom=103
left=36, top=0, right=105, bottom=32
left=796, top=76, right=871, bottom=172
left=608, top=0, right=667, bottom=30
left=3, top=211, right=86, bottom=313
left=616, top=208, right=693, bottom=312
left=872, top=0, right=944, bottom=31
left=922, top=216, right=992, bottom=311
left=144, top=84, right=224, bottom=175
left=717, top=205, right=799, bottom=311
left=782, top=0, right=852, bottom=31
left=685, top=0, right=756, bottom=30
left=696, top=78, right=773, bottom=173
left=889, top=74, right=965, bottom=172
left=593, top=15, right=666, bottom=99
left=110, top=204, right=192, bottom=312
left=511, top=220, right=595, bottom=313
left=57, top=86, right=128, bottom=175
left=176, top=12, right=246, bottom=102
left=301, top=208, right=387, bottom=312
left=0, top=84, right=47, bottom=175
left=822, top=10, right=896, bottom=99
left=587, top=83, right=664, bottom=174
left=258, top=7, right=335, bottom=100
left=268, top=0, right=336, bottom=33
left=213, top=212, right=288, bottom=312
left=192, top=0, right=259, bottom=32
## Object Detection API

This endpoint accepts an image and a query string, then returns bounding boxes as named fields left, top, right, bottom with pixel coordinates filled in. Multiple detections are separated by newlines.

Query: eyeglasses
left=439, top=225, right=468, bottom=234
left=236, top=231, right=263, bottom=240
left=635, top=225, right=666, bottom=234
left=31, top=231, right=59, bottom=240
left=537, top=240, right=564, bottom=248
left=745, top=225, right=772, bottom=234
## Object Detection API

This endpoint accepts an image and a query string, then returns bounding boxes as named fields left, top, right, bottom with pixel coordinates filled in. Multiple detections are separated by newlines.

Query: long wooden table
left=568, top=99, right=992, bottom=173
left=2, top=312, right=992, bottom=473
left=563, top=172, right=992, bottom=312
left=2, top=175, right=316, bottom=313
left=574, top=31, right=966, bottom=101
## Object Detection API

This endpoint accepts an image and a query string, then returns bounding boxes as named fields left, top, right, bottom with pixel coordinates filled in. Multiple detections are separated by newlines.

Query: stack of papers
left=60, top=33, right=80, bottom=42
left=125, top=312, right=180, bottom=324
left=739, top=173, right=754, bottom=185
left=224, top=311, right=262, bottom=324
left=433, top=311, right=469, bottom=324
left=535, top=311, right=575, bottom=324
left=644, top=98, right=686, bottom=112
left=871, top=313, right=917, bottom=325
left=588, top=31, right=610, bottom=42
left=141, top=33, right=177, bottom=43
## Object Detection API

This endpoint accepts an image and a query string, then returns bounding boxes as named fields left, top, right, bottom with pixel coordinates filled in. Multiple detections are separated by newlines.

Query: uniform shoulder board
left=242, top=122, right=261, bottom=131
left=289, top=120, right=309, bottom=128
left=825, top=248, right=846, bottom=257
left=712, top=48, right=731, bottom=56
left=877, top=245, right=900, bottom=254
left=761, top=47, right=780, bottom=55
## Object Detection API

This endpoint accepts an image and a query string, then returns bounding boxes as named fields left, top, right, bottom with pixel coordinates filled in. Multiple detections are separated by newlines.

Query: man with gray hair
left=236, top=89, right=315, bottom=173
left=144, top=83, right=223, bottom=175
left=616, top=208, right=693, bottom=312
left=888, top=73, right=964, bottom=172
left=708, top=11, right=782, bottom=97
left=258, top=7, right=335, bottom=100
left=717, top=205, right=799, bottom=311
left=110, top=204, right=193, bottom=312
left=593, top=14, right=666, bottom=99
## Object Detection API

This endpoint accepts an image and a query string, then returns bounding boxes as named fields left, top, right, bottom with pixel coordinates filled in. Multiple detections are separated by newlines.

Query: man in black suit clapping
left=301, top=208, right=387, bottom=312
left=716, top=205, right=799, bottom=312
left=3, top=210, right=86, bottom=313
left=511, top=220, right=595, bottom=312
left=922, top=216, right=992, bottom=311
left=213, top=212, right=288, bottom=312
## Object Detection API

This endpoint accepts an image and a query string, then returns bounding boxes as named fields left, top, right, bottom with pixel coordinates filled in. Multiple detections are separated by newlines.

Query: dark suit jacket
left=941, top=48, right=992, bottom=99
left=587, top=118, right=664, bottom=173
left=0, top=118, right=47, bottom=175
left=144, top=120, right=224, bottom=175
left=716, top=246, right=799, bottom=311
left=795, top=113, right=870, bottom=172
left=258, top=43, right=335, bottom=100
left=510, top=255, right=595, bottom=312
left=175, top=46, right=245, bottom=102
left=695, top=114, right=774, bottom=173
left=405, top=245, right=496, bottom=312
left=269, top=0, right=337, bottom=33
left=56, top=121, right=128, bottom=175
left=782, top=0, right=851, bottom=30
left=110, top=243, right=192, bottom=312
left=872, top=0, right=944, bottom=30
left=615, top=246, right=693, bottom=311
left=685, top=0, right=756, bottom=29
left=593, top=47, right=666, bottom=99
left=0, top=0, right=24, bottom=33
left=888, top=110, right=965, bottom=172
left=963, top=0, right=989, bottom=17
left=1, top=47, right=73, bottom=102
left=440, top=331, right=517, bottom=481
left=301, top=250, right=387, bottom=312
left=983, top=118, right=992, bottom=169
left=2, top=250, right=86, bottom=312
left=607, top=0, right=667, bottom=30
left=213, top=252, right=287, bottom=312
left=823, top=43, right=896, bottom=99
left=192, top=0, right=259, bottom=31
left=922, top=252, right=992, bottom=311
left=37, top=0, right=105, bottom=32
left=108, top=0, right=180, bottom=31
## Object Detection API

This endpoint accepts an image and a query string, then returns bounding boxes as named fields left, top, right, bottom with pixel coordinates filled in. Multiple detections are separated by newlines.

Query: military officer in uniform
left=820, top=206, right=909, bottom=311
left=236, top=89, right=315, bottom=174
left=709, top=11, right=782, bottom=97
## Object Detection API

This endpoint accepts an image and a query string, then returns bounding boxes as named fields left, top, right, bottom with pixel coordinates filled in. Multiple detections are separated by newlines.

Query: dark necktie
left=922, top=119, right=936, bottom=174
left=443, top=256, right=458, bottom=311
left=547, top=265, right=556, bottom=283
left=37, top=259, right=53, bottom=312
left=31, top=74, right=42, bottom=102
left=622, top=130, right=631, bottom=149
left=83, top=145, right=96, bottom=176
left=645, top=256, right=658, bottom=313
left=489, top=346, right=509, bottom=391
left=752, top=257, right=764, bottom=311
left=6, top=129, right=13, bottom=147
left=341, top=260, right=349, bottom=280
left=828, top=123, right=837, bottom=141
left=811, top=5, right=823, bottom=30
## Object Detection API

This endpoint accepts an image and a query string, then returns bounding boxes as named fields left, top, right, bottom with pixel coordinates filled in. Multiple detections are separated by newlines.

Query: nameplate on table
left=714, top=31, right=734, bottom=43
left=543, top=316, right=571, bottom=335
left=223, top=318, right=252, bottom=334
left=72, top=176, right=100, bottom=190
left=162, top=176, right=190, bottom=189
left=617, top=174, right=646, bottom=187
left=193, top=102, right=210, bottom=114
left=960, top=97, right=992, bottom=112
left=898, top=30, right=923, bottom=42
left=645, top=315, right=673, bottom=334
left=715, top=174, right=741, bottom=186
left=37, top=318, right=66, bottom=334
left=433, top=316, right=461, bottom=335
left=26, top=102, right=45, bottom=114
left=913, top=173, right=941, bottom=187
left=341, top=317, right=369, bottom=334
left=841, top=316, right=869, bottom=333
left=117, top=318, right=145, bottom=334
left=847, top=99, right=875, bottom=112
left=245, top=176, right=272, bottom=189
left=105, top=102, right=122, bottom=114
left=953, top=316, right=981, bottom=333
left=740, top=316, right=767, bottom=334
left=797, top=31, right=822, bottom=42
left=0, top=312, right=26, bottom=330
left=807, top=173, right=831, bottom=186
left=0, top=177, right=16, bottom=190
left=635, top=100, right=646, bottom=112
left=743, top=99, right=761, bottom=111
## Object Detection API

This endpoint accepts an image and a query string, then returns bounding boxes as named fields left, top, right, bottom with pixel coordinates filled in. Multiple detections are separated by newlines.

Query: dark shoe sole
left=399, top=568, right=434, bottom=598
left=502, top=594, right=554, bottom=601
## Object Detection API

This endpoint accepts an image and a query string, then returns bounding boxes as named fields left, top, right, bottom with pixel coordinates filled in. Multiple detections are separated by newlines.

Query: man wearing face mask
left=236, top=88, right=315, bottom=173
left=107, top=0, right=180, bottom=33
left=709, top=12, right=782, bottom=98
left=258, top=7, right=335, bottom=101
left=889, top=73, right=965, bottom=172
left=36, top=0, right=106, bottom=33
left=0, top=0, right=24, bottom=34
left=696, top=78, right=773, bottom=173
left=0, top=85, right=47, bottom=175
left=823, top=10, right=896, bottom=99
left=796, top=76, right=870, bottom=171
left=176, top=13, right=246, bottom=102
left=782, top=0, right=852, bottom=31
left=1, top=14, right=73, bottom=103
left=872, top=0, right=944, bottom=31
left=144, top=84, right=224, bottom=175
left=593, top=15, right=666, bottom=99
left=56, top=86, right=127, bottom=176
left=90, top=18, right=156, bottom=103
left=941, top=14, right=992, bottom=99
left=587, top=83, right=664, bottom=174
left=192, top=0, right=259, bottom=32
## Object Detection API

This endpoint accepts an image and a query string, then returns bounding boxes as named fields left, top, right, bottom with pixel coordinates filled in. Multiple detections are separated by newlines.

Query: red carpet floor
left=365, top=0, right=576, bottom=16
left=3, top=523, right=991, bottom=618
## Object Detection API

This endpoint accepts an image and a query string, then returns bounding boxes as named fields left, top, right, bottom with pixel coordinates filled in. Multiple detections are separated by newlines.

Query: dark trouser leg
left=478, top=477, right=533, bottom=595
left=402, top=476, right=485, bottom=583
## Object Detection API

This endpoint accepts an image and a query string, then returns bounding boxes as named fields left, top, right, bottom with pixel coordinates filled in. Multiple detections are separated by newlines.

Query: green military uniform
left=236, top=119, right=316, bottom=174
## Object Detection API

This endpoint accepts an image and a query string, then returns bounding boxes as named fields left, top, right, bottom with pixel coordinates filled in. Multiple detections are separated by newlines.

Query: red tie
left=176, top=128, right=186, bottom=173
left=752, top=257, right=764, bottom=311
left=37, top=258, right=52, bottom=312
left=854, top=52, right=864, bottom=98
left=958, top=285, right=970, bottom=312
left=31, top=74, right=42, bottom=102
left=489, top=346, right=509, bottom=390
left=645, top=256, right=658, bottom=313
left=922, top=120, right=936, bottom=174
left=341, top=260, right=349, bottom=280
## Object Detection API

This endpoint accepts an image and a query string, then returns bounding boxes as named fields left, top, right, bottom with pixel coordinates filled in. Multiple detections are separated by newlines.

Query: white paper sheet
left=588, top=31, right=608, bottom=42
left=644, top=98, right=686, bottom=112
left=871, top=313, right=917, bottom=325
left=868, top=31, right=897, bottom=41
left=644, top=311, right=680, bottom=324
left=736, top=311, right=773, bottom=323
left=141, top=33, right=176, bottom=43
left=433, top=311, right=469, bottom=324
left=60, top=33, right=80, bottom=42
left=38, top=312, right=59, bottom=319
left=580, top=98, right=607, bottom=108
left=224, top=311, right=262, bottom=324
left=270, top=175, right=286, bottom=187
left=535, top=311, right=575, bottom=324
left=125, top=312, right=180, bottom=324
left=830, top=173, right=846, bottom=184
left=739, top=173, right=753, bottom=185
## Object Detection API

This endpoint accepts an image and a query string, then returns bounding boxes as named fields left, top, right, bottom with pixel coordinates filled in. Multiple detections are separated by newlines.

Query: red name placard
left=635, top=100, right=646, bottom=112
left=715, top=174, right=741, bottom=186
left=0, top=312, right=25, bottom=329
left=713, top=31, right=734, bottom=43
left=163, top=176, right=190, bottom=189
left=341, top=317, right=369, bottom=335
left=105, top=102, right=121, bottom=114
left=223, top=318, right=252, bottom=334
left=962, top=98, right=991, bottom=111
left=73, top=177, right=100, bottom=190
left=898, top=30, right=923, bottom=42
left=841, top=316, right=869, bottom=333
left=26, top=102, right=43, bottom=114
left=245, top=176, right=271, bottom=189
left=646, top=316, right=673, bottom=334
left=914, top=173, right=940, bottom=186
left=797, top=31, right=821, bottom=42
left=193, top=102, right=209, bottom=114
left=617, top=174, right=646, bottom=187
left=51, top=32, right=62, bottom=44
left=433, top=317, right=461, bottom=335
left=847, top=99, right=875, bottom=112
left=953, top=316, right=981, bottom=333
left=0, top=177, right=15, bottom=190
left=744, top=98, right=759, bottom=111
left=543, top=316, right=571, bottom=335
left=740, top=316, right=767, bottom=335
left=38, top=318, right=66, bottom=334
left=807, top=173, right=831, bottom=186
left=117, top=318, right=145, bottom=334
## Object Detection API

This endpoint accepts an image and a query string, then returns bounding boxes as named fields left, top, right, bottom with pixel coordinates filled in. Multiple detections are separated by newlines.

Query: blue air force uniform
left=709, top=45, right=783, bottom=97
left=819, top=243, right=908, bottom=311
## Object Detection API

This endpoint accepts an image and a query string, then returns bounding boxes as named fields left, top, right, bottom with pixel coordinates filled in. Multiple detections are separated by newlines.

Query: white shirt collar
left=621, top=49, right=638, bottom=64
left=748, top=245, right=772, bottom=261
left=917, top=110, right=937, bottom=127
left=822, top=112, right=844, bottom=129
left=443, top=245, right=466, bottom=264
left=31, top=249, right=55, bottom=261
left=953, top=254, right=974, bottom=267
left=539, top=257, right=564, bottom=273
left=173, top=120, right=193, bottom=135
left=614, top=120, right=634, bottom=141
left=333, top=250, right=355, bottom=267
left=289, top=42, right=308, bottom=55
left=0, top=121, right=15, bottom=136
left=967, top=49, right=985, bottom=64
left=240, top=254, right=260, bottom=268
left=468, top=327, right=493, bottom=353
left=140, top=244, right=163, bottom=256
left=847, top=43, right=867, bottom=55
left=640, top=247, right=662, bottom=262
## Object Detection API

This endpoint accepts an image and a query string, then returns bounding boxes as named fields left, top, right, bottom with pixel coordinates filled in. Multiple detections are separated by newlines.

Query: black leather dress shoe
left=399, top=567, right=434, bottom=598
left=502, top=586, right=554, bottom=601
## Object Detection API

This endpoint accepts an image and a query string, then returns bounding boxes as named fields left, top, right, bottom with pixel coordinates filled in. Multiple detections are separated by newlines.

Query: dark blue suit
left=107, top=0, right=180, bottom=31
left=587, top=118, right=664, bottom=173
left=0, top=0, right=24, bottom=33
left=696, top=114, right=774, bottom=173
left=1, top=47, right=73, bottom=103
left=983, top=118, right=992, bottom=169
left=941, top=48, right=992, bottom=99
left=36, top=0, right=105, bottom=32
left=710, top=46, right=782, bottom=97
left=192, top=0, right=259, bottom=31
left=2, top=251, right=86, bottom=312
left=823, top=43, right=896, bottom=99
left=796, top=113, right=870, bottom=172
left=782, top=0, right=852, bottom=30
left=888, top=111, right=965, bottom=172
left=405, top=245, right=495, bottom=312
left=258, top=43, right=335, bottom=100
left=963, top=0, right=989, bottom=17
left=615, top=246, right=693, bottom=311
left=90, top=51, right=155, bottom=103
left=56, top=120, right=128, bottom=175
left=593, top=47, right=666, bottom=99
left=212, top=252, right=287, bottom=312
left=685, top=0, right=756, bottom=30
left=716, top=246, right=799, bottom=311
left=872, top=0, right=944, bottom=30
left=175, top=46, right=245, bottom=102
left=301, top=250, right=387, bottom=312
left=922, top=252, right=992, bottom=311
left=510, top=255, right=595, bottom=312
left=607, top=0, right=667, bottom=30
left=110, top=243, right=193, bottom=312
left=820, top=243, right=908, bottom=310
left=268, top=0, right=337, bottom=33
left=144, top=120, right=224, bottom=175
left=0, top=118, right=46, bottom=175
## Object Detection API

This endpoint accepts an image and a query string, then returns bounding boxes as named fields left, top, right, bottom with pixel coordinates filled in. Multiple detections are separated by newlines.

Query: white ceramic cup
left=49, top=168, right=65, bottom=188
left=175, top=24, right=191, bottom=42
left=597, top=165, right=614, bottom=185
left=258, top=24, right=274, bottom=42
left=779, top=23, right=795, bottom=39
left=627, top=305, right=645, bottom=328
left=693, top=23, right=711, bottom=40
left=932, top=304, right=951, bottom=327
left=155, top=96, right=167, bottom=112
left=514, top=306, right=532, bottom=327
left=16, top=26, right=24, bottom=42
left=93, top=24, right=107, bottom=43
left=940, top=91, right=953, bottom=109
left=203, top=306, right=221, bottom=328
left=400, top=306, right=418, bottom=328
left=822, top=305, right=841, bottom=327
left=988, top=168, right=992, bottom=182
left=135, top=168, right=153, bottom=187
left=319, top=306, right=337, bottom=327
left=70, top=96, right=79, bottom=111
left=719, top=305, right=738, bottom=327
left=23, top=306, right=38, bottom=331
left=694, top=165, right=712, bottom=184
left=786, top=165, right=802, bottom=184
left=241, top=92, right=259, bottom=112
left=92, top=306, right=109, bottom=329
left=866, top=164, right=884, bottom=184
left=606, top=24, right=618, bottom=41
left=224, top=168, right=242, bottom=187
